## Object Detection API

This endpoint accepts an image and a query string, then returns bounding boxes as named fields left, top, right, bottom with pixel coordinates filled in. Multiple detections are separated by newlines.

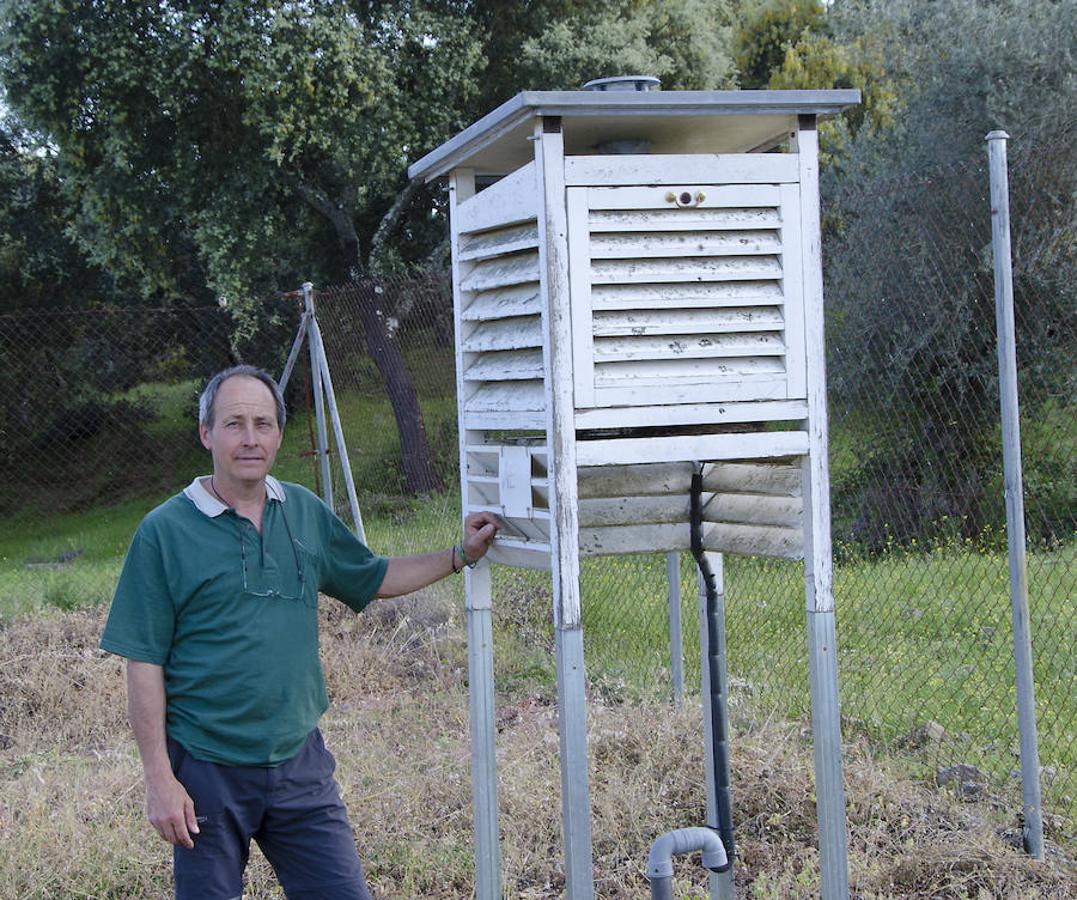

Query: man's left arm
left=377, top=511, right=501, bottom=598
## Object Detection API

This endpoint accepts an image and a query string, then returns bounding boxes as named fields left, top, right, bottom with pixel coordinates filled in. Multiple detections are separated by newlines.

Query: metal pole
left=986, top=130, right=1044, bottom=859
left=806, top=608, right=848, bottom=899
left=667, top=552, right=684, bottom=706
left=794, top=114, right=850, bottom=899
left=465, top=560, right=502, bottom=898
left=308, top=315, right=366, bottom=542
left=303, top=283, right=333, bottom=510
left=698, top=554, right=734, bottom=900
left=278, top=310, right=311, bottom=393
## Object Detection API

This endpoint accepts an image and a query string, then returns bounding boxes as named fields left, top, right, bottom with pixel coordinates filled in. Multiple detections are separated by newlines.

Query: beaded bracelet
left=454, top=542, right=479, bottom=571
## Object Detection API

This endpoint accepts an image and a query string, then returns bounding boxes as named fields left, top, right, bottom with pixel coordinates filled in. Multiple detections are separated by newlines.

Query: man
left=100, top=365, right=499, bottom=899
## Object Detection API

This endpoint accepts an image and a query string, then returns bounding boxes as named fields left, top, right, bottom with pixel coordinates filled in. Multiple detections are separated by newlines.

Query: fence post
left=303, top=282, right=333, bottom=510
left=986, top=131, right=1044, bottom=860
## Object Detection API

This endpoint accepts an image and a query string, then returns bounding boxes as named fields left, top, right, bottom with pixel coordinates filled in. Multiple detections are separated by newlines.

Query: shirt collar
left=183, top=475, right=286, bottom=518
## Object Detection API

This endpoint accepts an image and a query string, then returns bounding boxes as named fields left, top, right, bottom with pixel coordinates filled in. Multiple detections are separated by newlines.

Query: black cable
left=690, top=464, right=735, bottom=872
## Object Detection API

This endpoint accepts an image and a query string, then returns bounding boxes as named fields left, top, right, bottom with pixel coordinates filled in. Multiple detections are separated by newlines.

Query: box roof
left=408, top=89, right=860, bottom=182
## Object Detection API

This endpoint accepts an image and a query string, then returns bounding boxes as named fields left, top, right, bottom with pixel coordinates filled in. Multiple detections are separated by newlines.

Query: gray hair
left=198, top=365, right=287, bottom=429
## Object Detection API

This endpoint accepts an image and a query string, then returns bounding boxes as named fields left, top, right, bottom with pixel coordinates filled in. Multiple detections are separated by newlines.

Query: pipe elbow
left=647, top=827, right=728, bottom=878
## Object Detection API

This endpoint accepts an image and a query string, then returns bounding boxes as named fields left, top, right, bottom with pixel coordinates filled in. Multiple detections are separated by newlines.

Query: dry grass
left=1, top=597, right=1073, bottom=899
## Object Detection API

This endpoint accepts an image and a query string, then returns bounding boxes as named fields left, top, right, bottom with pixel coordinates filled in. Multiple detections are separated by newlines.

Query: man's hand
left=462, top=511, right=501, bottom=565
left=376, top=512, right=503, bottom=597
left=126, top=660, right=200, bottom=849
left=145, top=771, right=200, bottom=848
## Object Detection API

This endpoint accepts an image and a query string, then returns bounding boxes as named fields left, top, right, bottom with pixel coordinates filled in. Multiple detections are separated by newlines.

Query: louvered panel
left=458, top=222, right=540, bottom=262
left=567, top=169, right=803, bottom=408
left=594, top=356, right=785, bottom=387
left=589, top=207, right=782, bottom=232
left=577, top=493, right=801, bottom=529
left=590, top=280, right=784, bottom=310
left=461, top=251, right=540, bottom=293
left=591, top=255, right=782, bottom=284
left=465, top=349, right=544, bottom=381
left=593, top=332, right=785, bottom=362
left=462, top=284, right=542, bottom=321
left=590, top=230, right=780, bottom=259
left=462, top=316, right=543, bottom=353
left=593, top=307, right=783, bottom=336
left=464, top=381, right=545, bottom=412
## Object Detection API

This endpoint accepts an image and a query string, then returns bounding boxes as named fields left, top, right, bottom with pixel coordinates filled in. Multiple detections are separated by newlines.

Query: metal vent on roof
left=582, top=75, right=661, bottom=92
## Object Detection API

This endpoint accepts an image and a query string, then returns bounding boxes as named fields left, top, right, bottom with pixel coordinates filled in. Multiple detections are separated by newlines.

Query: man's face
left=199, top=376, right=283, bottom=487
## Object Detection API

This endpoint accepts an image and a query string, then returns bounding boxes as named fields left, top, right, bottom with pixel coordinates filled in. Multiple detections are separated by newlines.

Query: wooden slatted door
left=565, top=155, right=806, bottom=409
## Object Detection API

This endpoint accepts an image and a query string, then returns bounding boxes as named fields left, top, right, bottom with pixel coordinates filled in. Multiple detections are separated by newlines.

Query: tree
left=0, top=0, right=744, bottom=495
left=819, top=0, right=1076, bottom=546
left=0, top=0, right=488, bottom=494
left=516, top=0, right=737, bottom=91
left=0, top=116, right=119, bottom=311
left=733, top=0, right=897, bottom=162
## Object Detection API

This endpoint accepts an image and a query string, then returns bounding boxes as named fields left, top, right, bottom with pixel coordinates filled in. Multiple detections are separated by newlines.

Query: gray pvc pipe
left=648, top=827, right=727, bottom=899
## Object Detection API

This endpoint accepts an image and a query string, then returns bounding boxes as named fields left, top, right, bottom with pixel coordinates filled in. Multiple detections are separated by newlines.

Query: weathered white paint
left=588, top=230, right=781, bottom=259
left=587, top=183, right=781, bottom=210
left=575, top=430, right=809, bottom=467
left=593, top=357, right=786, bottom=391
left=591, top=280, right=783, bottom=310
left=462, top=317, right=544, bottom=353
left=565, top=153, right=798, bottom=186
left=578, top=521, right=803, bottom=559
left=576, top=461, right=801, bottom=499
left=567, top=186, right=597, bottom=408
left=587, top=378, right=789, bottom=407
left=589, top=207, right=781, bottom=232
left=592, top=307, right=783, bottom=336
left=593, top=332, right=785, bottom=361
left=463, top=410, right=547, bottom=430
left=499, top=444, right=534, bottom=518
left=573, top=399, right=807, bottom=429
left=464, top=349, right=545, bottom=381
left=590, top=254, right=782, bottom=283
left=779, top=181, right=807, bottom=399
left=794, top=118, right=835, bottom=615
left=463, top=380, right=546, bottom=413
left=487, top=540, right=553, bottom=570
left=462, top=282, right=543, bottom=322
left=455, top=160, right=537, bottom=234
left=578, top=493, right=801, bottom=528
left=461, top=252, right=541, bottom=293
left=458, top=221, right=540, bottom=262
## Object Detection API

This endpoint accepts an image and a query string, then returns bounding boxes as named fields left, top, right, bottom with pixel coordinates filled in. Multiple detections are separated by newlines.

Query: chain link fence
left=1, top=141, right=1072, bottom=841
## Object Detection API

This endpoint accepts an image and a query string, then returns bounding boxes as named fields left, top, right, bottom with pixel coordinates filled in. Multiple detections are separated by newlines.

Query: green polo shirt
left=101, top=476, right=388, bottom=766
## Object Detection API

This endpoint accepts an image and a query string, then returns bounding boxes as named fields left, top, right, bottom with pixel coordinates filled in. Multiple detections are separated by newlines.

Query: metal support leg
left=303, top=283, right=333, bottom=509
left=465, top=561, right=501, bottom=899
left=667, top=552, right=684, bottom=706
left=309, top=316, right=366, bottom=542
left=555, top=624, right=594, bottom=899
left=807, top=609, right=849, bottom=900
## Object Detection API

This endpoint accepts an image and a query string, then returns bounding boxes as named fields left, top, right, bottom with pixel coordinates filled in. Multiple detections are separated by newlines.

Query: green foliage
left=0, top=0, right=486, bottom=306
left=518, top=0, right=737, bottom=91
left=734, top=0, right=825, bottom=90
left=820, top=0, right=1076, bottom=547
left=0, top=118, right=124, bottom=310
left=733, top=0, right=897, bottom=161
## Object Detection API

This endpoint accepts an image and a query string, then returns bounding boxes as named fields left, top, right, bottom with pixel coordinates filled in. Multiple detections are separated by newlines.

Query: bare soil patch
left=1, top=598, right=1073, bottom=898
